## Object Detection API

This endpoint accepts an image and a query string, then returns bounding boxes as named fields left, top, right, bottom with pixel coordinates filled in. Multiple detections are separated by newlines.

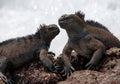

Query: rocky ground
left=12, top=53, right=63, bottom=84
left=58, top=47, right=120, bottom=84
left=1, top=47, right=120, bottom=84
left=58, top=59, right=120, bottom=84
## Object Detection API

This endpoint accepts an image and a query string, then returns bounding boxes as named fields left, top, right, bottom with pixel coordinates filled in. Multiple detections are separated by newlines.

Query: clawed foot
left=55, top=65, right=75, bottom=78
left=47, top=64, right=57, bottom=73
left=85, top=62, right=99, bottom=70
left=42, top=57, right=57, bottom=73
left=43, top=62, right=57, bottom=73
left=48, top=51, right=55, bottom=56
left=0, top=72, right=14, bottom=84
left=46, top=52, right=57, bottom=73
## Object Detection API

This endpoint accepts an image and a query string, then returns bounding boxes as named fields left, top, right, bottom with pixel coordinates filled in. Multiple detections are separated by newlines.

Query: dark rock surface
left=12, top=54, right=63, bottom=84
left=58, top=47, right=120, bottom=84
left=11, top=47, right=120, bottom=84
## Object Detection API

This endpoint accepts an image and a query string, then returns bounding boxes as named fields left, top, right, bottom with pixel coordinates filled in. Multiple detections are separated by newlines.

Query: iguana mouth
left=58, top=14, right=70, bottom=28
left=52, top=28, right=60, bottom=34
left=48, top=24, right=60, bottom=35
left=49, top=27, right=60, bottom=38
left=58, top=19, right=68, bottom=28
left=48, top=27, right=59, bottom=32
left=59, top=20, right=67, bottom=24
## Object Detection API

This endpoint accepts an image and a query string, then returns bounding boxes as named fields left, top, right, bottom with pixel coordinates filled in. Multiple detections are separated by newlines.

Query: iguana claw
left=0, top=72, right=14, bottom=84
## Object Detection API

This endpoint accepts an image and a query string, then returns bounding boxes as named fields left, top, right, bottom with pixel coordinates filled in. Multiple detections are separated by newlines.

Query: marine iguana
left=0, top=24, right=60, bottom=84
left=57, top=11, right=120, bottom=77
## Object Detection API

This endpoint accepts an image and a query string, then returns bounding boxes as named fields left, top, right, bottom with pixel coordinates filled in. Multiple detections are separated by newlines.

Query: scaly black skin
left=57, top=11, right=120, bottom=78
left=0, top=24, right=60, bottom=84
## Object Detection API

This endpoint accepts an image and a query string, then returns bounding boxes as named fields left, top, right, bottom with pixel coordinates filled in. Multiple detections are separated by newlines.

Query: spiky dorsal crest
left=75, top=11, right=110, bottom=32
left=86, top=20, right=110, bottom=32
left=36, top=24, right=46, bottom=32
left=75, top=11, right=85, bottom=21
left=35, top=24, right=46, bottom=38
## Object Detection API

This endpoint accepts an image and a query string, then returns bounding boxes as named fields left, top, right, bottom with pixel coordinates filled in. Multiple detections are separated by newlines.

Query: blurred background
left=0, top=0, right=120, bottom=56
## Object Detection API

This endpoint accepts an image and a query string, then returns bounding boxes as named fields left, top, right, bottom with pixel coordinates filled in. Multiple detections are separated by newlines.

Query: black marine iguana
left=0, top=24, right=60, bottom=84
left=57, top=11, right=120, bottom=78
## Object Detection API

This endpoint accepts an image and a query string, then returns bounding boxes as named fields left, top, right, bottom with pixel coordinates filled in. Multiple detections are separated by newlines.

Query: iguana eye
left=65, top=17, right=70, bottom=20
left=61, top=14, right=70, bottom=20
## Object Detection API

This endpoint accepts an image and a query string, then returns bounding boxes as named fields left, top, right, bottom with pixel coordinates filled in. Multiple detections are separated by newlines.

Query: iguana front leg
left=85, top=38, right=106, bottom=70
left=56, top=43, right=75, bottom=78
left=0, top=56, right=13, bottom=84
left=39, top=49, right=56, bottom=73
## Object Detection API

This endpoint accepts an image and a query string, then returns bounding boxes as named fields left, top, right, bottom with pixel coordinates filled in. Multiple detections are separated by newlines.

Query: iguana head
left=58, top=11, right=85, bottom=30
left=36, top=24, right=60, bottom=42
